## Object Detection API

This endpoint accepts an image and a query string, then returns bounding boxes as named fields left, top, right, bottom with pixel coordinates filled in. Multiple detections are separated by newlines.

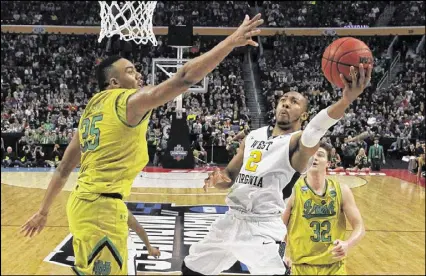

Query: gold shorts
left=66, top=192, right=129, bottom=275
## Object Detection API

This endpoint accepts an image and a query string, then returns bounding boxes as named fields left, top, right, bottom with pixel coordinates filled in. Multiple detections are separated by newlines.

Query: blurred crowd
left=262, top=1, right=387, bottom=27
left=1, top=1, right=425, bottom=169
left=259, top=35, right=425, bottom=141
left=2, top=1, right=424, bottom=27
left=390, top=1, right=425, bottom=26
left=1, top=33, right=251, bottom=167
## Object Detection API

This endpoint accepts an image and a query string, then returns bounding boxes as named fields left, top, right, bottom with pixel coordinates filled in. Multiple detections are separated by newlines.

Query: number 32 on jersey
left=245, top=150, right=262, bottom=172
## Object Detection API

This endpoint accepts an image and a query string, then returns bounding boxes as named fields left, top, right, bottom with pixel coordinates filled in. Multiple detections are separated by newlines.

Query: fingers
left=220, top=172, right=232, bottom=183
left=248, top=18, right=264, bottom=29
left=332, top=252, right=346, bottom=260
left=247, top=40, right=259, bottom=47
left=245, top=29, right=261, bottom=38
left=332, top=245, right=343, bottom=253
left=350, top=66, right=357, bottom=87
left=358, top=63, right=365, bottom=87
left=366, top=64, right=372, bottom=86
left=339, top=74, right=349, bottom=89
left=29, top=227, right=38, bottom=238
left=247, top=13, right=262, bottom=26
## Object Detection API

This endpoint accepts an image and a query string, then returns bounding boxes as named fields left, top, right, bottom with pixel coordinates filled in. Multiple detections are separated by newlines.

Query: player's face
left=112, top=59, right=142, bottom=89
left=275, top=92, right=308, bottom=129
left=310, top=147, right=328, bottom=172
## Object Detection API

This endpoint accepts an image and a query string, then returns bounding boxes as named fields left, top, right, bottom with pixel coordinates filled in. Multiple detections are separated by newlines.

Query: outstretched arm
left=204, top=138, right=246, bottom=191
left=290, top=64, right=372, bottom=173
left=128, top=211, right=160, bottom=257
left=21, top=132, right=81, bottom=237
left=126, top=15, right=264, bottom=125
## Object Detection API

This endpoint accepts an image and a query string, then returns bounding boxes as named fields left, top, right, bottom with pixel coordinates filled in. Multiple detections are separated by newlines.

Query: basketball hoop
left=98, top=1, right=158, bottom=45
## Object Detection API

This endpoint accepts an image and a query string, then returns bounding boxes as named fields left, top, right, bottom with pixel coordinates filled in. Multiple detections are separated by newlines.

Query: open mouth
left=279, top=111, right=289, bottom=117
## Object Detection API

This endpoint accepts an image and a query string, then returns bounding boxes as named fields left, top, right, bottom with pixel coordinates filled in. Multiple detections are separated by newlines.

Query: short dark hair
left=318, top=141, right=332, bottom=161
left=95, top=55, right=122, bottom=91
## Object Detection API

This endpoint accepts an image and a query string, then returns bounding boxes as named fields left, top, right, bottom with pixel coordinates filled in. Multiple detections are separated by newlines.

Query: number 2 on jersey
left=245, top=150, right=262, bottom=172
left=80, top=114, right=103, bottom=152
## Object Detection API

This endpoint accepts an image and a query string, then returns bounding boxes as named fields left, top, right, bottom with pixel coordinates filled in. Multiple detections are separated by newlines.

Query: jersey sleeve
left=115, top=89, right=150, bottom=127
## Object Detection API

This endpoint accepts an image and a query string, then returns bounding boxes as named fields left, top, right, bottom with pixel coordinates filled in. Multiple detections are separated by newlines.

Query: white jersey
left=225, top=126, right=301, bottom=215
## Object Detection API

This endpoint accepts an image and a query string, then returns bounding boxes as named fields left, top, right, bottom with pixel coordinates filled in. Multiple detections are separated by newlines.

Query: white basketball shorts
left=184, top=208, right=288, bottom=275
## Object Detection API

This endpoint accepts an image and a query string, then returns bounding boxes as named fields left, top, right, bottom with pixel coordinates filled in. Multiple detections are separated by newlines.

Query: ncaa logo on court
left=44, top=203, right=249, bottom=275
left=170, top=145, right=188, bottom=161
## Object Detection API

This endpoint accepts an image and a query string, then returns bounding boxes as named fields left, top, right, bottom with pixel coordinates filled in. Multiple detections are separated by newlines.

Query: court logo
left=170, top=144, right=188, bottom=161
left=93, top=260, right=111, bottom=275
left=44, top=203, right=249, bottom=275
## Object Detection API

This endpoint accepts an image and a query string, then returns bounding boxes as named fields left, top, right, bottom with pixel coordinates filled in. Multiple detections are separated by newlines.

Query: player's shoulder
left=329, top=178, right=351, bottom=198
left=292, top=176, right=306, bottom=192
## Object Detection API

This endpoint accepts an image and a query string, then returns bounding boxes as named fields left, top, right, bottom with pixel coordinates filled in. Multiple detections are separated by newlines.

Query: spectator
left=2, top=146, right=18, bottom=167
left=407, top=144, right=418, bottom=173
left=192, top=134, right=208, bottom=166
left=33, top=145, right=47, bottom=167
left=46, top=144, right=62, bottom=168
left=341, top=137, right=358, bottom=169
left=417, top=148, right=425, bottom=184
left=368, top=137, right=386, bottom=171
left=17, top=145, right=34, bottom=167
left=348, top=148, right=371, bottom=172
left=1, top=137, right=4, bottom=159
left=328, top=147, right=343, bottom=172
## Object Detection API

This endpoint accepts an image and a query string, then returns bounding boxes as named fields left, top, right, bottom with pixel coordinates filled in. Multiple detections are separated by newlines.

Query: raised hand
left=228, top=14, right=264, bottom=48
left=339, top=63, right=372, bottom=104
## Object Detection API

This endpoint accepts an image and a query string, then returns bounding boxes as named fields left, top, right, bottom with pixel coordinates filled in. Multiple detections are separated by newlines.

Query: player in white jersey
left=181, top=65, right=372, bottom=275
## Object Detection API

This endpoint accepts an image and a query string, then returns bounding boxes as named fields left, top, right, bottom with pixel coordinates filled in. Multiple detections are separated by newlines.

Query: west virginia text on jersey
left=226, top=126, right=301, bottom=215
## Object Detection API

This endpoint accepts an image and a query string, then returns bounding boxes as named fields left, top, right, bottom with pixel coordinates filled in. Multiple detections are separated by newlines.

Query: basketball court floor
left=1, top=167, right=425, bottom=275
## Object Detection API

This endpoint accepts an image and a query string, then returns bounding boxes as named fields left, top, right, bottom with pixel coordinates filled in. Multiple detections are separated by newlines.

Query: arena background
left=1, top=1, right=425, bottom=275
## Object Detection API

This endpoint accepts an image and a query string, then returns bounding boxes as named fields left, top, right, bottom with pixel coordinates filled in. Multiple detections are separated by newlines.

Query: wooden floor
left=1, top=170, right=425, bottom=275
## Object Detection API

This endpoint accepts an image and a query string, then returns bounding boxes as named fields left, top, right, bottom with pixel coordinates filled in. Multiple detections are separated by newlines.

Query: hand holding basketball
left=228, top=13, right=263, bottom=47
left=340, top=63, right=372, bottom=104
left=20, top=211, right=48, bottom=238
left=203, top=167, right=232, bottom=192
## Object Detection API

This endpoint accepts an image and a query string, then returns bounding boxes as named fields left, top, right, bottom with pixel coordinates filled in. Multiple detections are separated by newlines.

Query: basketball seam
left=322, top=57, right=355, bottom=67
left=337, top=48, right=373, bottom=61
left=327, top=37, right=351, bottom=86
left=323, top=39, right=332, bottom=84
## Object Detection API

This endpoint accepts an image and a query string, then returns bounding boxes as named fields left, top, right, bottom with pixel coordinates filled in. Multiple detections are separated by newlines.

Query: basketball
left=321, top=37, right=374, bottom=88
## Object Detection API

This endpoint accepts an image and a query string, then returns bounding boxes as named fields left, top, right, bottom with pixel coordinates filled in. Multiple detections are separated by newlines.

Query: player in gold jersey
left=20, top=14, right=265, bottom=275
left=282, top=142, right=365, bottom=275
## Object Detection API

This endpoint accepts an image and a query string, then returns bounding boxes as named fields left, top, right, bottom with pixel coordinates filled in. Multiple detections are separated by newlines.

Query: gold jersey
left=288, top=177, right=346, bottom=265
left=75, top=88, right=151, bottom=200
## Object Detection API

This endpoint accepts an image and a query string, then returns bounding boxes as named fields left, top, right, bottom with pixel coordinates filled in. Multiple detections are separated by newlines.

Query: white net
left=98, top=1, right=157, bottom=45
